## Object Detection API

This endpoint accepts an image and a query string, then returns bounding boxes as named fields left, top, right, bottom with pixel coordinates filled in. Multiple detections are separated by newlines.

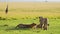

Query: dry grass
left=0, top=2, right=60, bottom=18
left=0, top=2, right=60, bottom=9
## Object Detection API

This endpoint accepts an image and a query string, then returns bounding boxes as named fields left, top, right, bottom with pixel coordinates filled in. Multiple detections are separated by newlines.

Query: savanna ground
left=0, top=2, right=60, bottom=34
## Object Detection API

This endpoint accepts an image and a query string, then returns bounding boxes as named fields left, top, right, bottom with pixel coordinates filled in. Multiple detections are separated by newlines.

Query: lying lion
left=16, top=23, right=36, bottom=28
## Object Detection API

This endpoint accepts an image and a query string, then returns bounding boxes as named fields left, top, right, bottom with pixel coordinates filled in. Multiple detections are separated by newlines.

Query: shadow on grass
left=5, top=26, right=31, bottom=31
left=5, top=27, right=41, bottom=33
left=0, top=24, right=8, bottom=27
left=0, top=17, right=6, bottom=20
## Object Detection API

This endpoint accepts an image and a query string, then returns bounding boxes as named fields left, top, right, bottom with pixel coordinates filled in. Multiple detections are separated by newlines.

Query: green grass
left=0, top=18, right=60, bottom=34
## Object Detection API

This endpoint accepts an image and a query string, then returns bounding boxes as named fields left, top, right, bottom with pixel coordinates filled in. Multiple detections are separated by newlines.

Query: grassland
left=0, top=2, right=60, bottom=34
